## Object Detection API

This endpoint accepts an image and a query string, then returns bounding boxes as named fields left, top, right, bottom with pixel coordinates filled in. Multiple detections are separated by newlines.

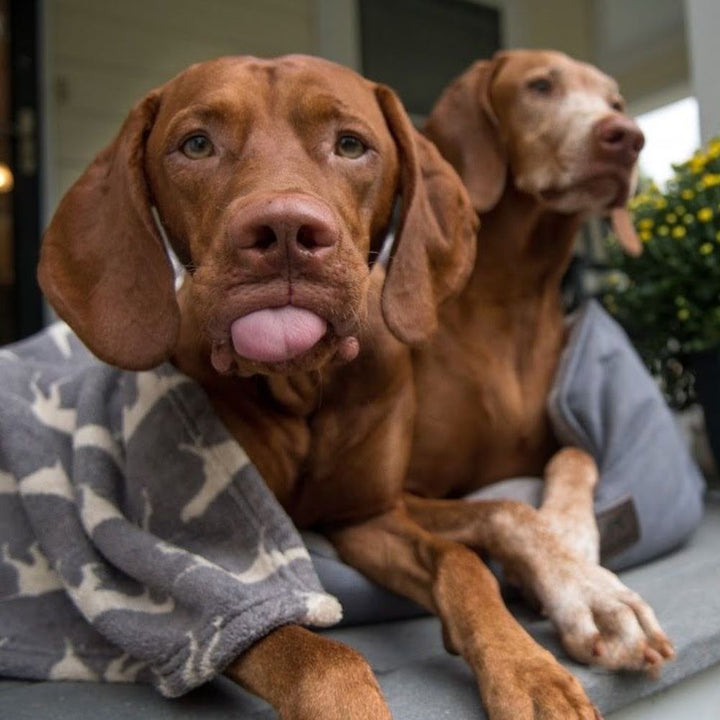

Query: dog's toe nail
left=658, top=639, right=675, bottom=659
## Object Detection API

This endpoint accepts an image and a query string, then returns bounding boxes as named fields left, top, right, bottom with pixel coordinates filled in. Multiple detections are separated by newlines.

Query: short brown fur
left=406, top=50, right=672, bottom=675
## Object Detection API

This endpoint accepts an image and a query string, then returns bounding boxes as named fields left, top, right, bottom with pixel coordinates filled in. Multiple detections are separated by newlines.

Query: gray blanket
left=0, top=324, right=340, bottom=697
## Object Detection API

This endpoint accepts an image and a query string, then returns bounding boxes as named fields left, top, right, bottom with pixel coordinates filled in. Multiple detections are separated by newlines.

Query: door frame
left=9, top=0, right=43, bottom=340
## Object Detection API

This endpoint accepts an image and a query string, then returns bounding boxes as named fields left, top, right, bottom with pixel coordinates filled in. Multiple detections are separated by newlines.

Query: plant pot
left=689, top=346, right=720, bottom=480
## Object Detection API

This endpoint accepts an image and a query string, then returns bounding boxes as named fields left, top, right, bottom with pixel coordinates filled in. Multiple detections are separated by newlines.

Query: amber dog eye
left=527, top=77, right=553, bottom=95
left=336, top=134, right=367, bottom=159
left=181, top=134, right=214, bottom=159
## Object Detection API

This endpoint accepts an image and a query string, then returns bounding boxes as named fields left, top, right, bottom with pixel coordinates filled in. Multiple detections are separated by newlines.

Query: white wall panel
left=45, top=0, right=316, bottom=211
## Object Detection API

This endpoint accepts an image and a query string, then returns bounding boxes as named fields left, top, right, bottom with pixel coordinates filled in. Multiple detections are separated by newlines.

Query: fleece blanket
left=0, top=324, right=341, bottom=697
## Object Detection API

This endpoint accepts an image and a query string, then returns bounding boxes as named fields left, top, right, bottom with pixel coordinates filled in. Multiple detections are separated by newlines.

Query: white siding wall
left=43, top=0, right=691, bottom=217
left=685, top=0, right=720, bottom=142
left=44, top=0, right=320, bottom=213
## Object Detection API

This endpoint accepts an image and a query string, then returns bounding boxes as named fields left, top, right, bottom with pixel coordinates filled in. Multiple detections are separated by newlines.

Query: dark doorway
left=0, top=0, right=43, bottom=345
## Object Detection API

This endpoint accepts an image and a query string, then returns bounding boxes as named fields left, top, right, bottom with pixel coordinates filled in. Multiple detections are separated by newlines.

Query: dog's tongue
left=230, top=307, right=327, bottom=363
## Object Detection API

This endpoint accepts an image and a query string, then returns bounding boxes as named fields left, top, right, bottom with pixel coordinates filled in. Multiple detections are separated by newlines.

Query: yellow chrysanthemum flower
left=700, top=242, right=714, bottom=255
left=638, top=218, right=654, bottom=230
left=677, top=308, right=691, bottom=321
left=639, top=230, right=653, bottom=242
left=655, top=198, right=668, bottom=209
left=666, top=213, right=678, bottom=224
left=681, top=188, right=695, bottom=200
left=657, top=225, right=669, bottom=236
left=629, top=194, right=649, bottom=210
left=702, top=173, right=720, bottom=188
left=683, top=214, right=694, bottom=224
left=672, top=226, right=687, bottom=239
left=698, top=207, right=714, bottom=223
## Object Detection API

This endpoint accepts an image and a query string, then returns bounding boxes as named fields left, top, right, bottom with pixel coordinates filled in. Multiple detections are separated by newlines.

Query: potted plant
left=603, top=135, right=720, bottom=468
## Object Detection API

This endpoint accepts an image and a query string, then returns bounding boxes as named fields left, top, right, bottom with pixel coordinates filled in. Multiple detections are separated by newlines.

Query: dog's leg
left=539, top=447, right=600, bottom=564
left=330, top=507, right=600, bottom=720
left=225, top=625, right=391, bottom=720
left=405, top=494, right=674, bottom=674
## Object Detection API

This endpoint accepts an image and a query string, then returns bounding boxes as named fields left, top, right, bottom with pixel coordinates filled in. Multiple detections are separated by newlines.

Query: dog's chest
left=212, top=349, right=412, bottom=528
left=212, top=389, right=313, bottom=508
left=409, top=314, right=564, bottom=494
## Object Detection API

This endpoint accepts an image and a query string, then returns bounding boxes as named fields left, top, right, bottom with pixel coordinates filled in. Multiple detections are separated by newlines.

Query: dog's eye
left=527, top=77, right=553, bottom=95
left=181, top=134, right=214, bottom=159
left=336, top=134, right=367, bottom=159
left=610, top=99, right=625, bottom=112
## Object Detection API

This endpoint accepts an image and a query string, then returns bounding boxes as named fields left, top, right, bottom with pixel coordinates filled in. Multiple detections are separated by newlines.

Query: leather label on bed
left=597, top=496, right=640, bottom=561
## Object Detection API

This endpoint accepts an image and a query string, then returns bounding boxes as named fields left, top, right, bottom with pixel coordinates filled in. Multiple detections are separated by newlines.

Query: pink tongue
left=230, top=307, right=327, bottom=363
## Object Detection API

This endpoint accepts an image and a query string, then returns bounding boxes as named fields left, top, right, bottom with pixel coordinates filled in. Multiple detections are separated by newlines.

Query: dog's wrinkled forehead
left=150, top=55, right=392, bottom=148
left=492, top=50, right=621, bottom=113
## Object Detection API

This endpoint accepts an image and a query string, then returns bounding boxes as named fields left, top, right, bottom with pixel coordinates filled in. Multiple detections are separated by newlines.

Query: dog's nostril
left=253, top=225, right=277, bottom=250
left=297, top=225, right=320, bottom=251
left=604, top=129, right=625, bottom=146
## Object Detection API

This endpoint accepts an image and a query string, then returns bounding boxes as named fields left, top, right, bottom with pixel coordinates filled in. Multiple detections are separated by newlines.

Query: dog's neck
left=441, top=183, right=586, bottom=377
left=465, top=183, right=583, bottom=305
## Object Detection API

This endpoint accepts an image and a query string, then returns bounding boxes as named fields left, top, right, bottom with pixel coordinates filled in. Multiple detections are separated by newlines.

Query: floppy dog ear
left=38, top=92, right=180, bottom=370
left=424, top=59, right=507, bottom=213
left=609, top=165, right=643, bottom=256
left=610, top=208, right=642, bottom=257
left=375, top=85, right=478, bottom=346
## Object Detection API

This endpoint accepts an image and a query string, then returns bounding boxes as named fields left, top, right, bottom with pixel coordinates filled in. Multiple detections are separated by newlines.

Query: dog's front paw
left=281, top=643, right=392, bottom=720
left=480, top=641, right=601, bottom=720
left=536, top=560, right=674, bottom=674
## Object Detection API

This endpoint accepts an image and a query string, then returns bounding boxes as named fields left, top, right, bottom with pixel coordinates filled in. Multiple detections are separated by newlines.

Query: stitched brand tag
left=597, top=495, right=640, bottom=561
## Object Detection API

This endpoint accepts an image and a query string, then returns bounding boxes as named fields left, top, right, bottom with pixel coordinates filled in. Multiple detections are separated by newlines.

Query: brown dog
left=403, top=49, right=674, bottom=675
left=38, top=55, right=601, bottom=720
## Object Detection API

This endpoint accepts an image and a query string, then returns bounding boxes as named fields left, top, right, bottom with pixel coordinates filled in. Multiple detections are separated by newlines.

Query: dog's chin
left=210, top=332, right=360, bottom=378
left=535, top=173, right=630, bottom=214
